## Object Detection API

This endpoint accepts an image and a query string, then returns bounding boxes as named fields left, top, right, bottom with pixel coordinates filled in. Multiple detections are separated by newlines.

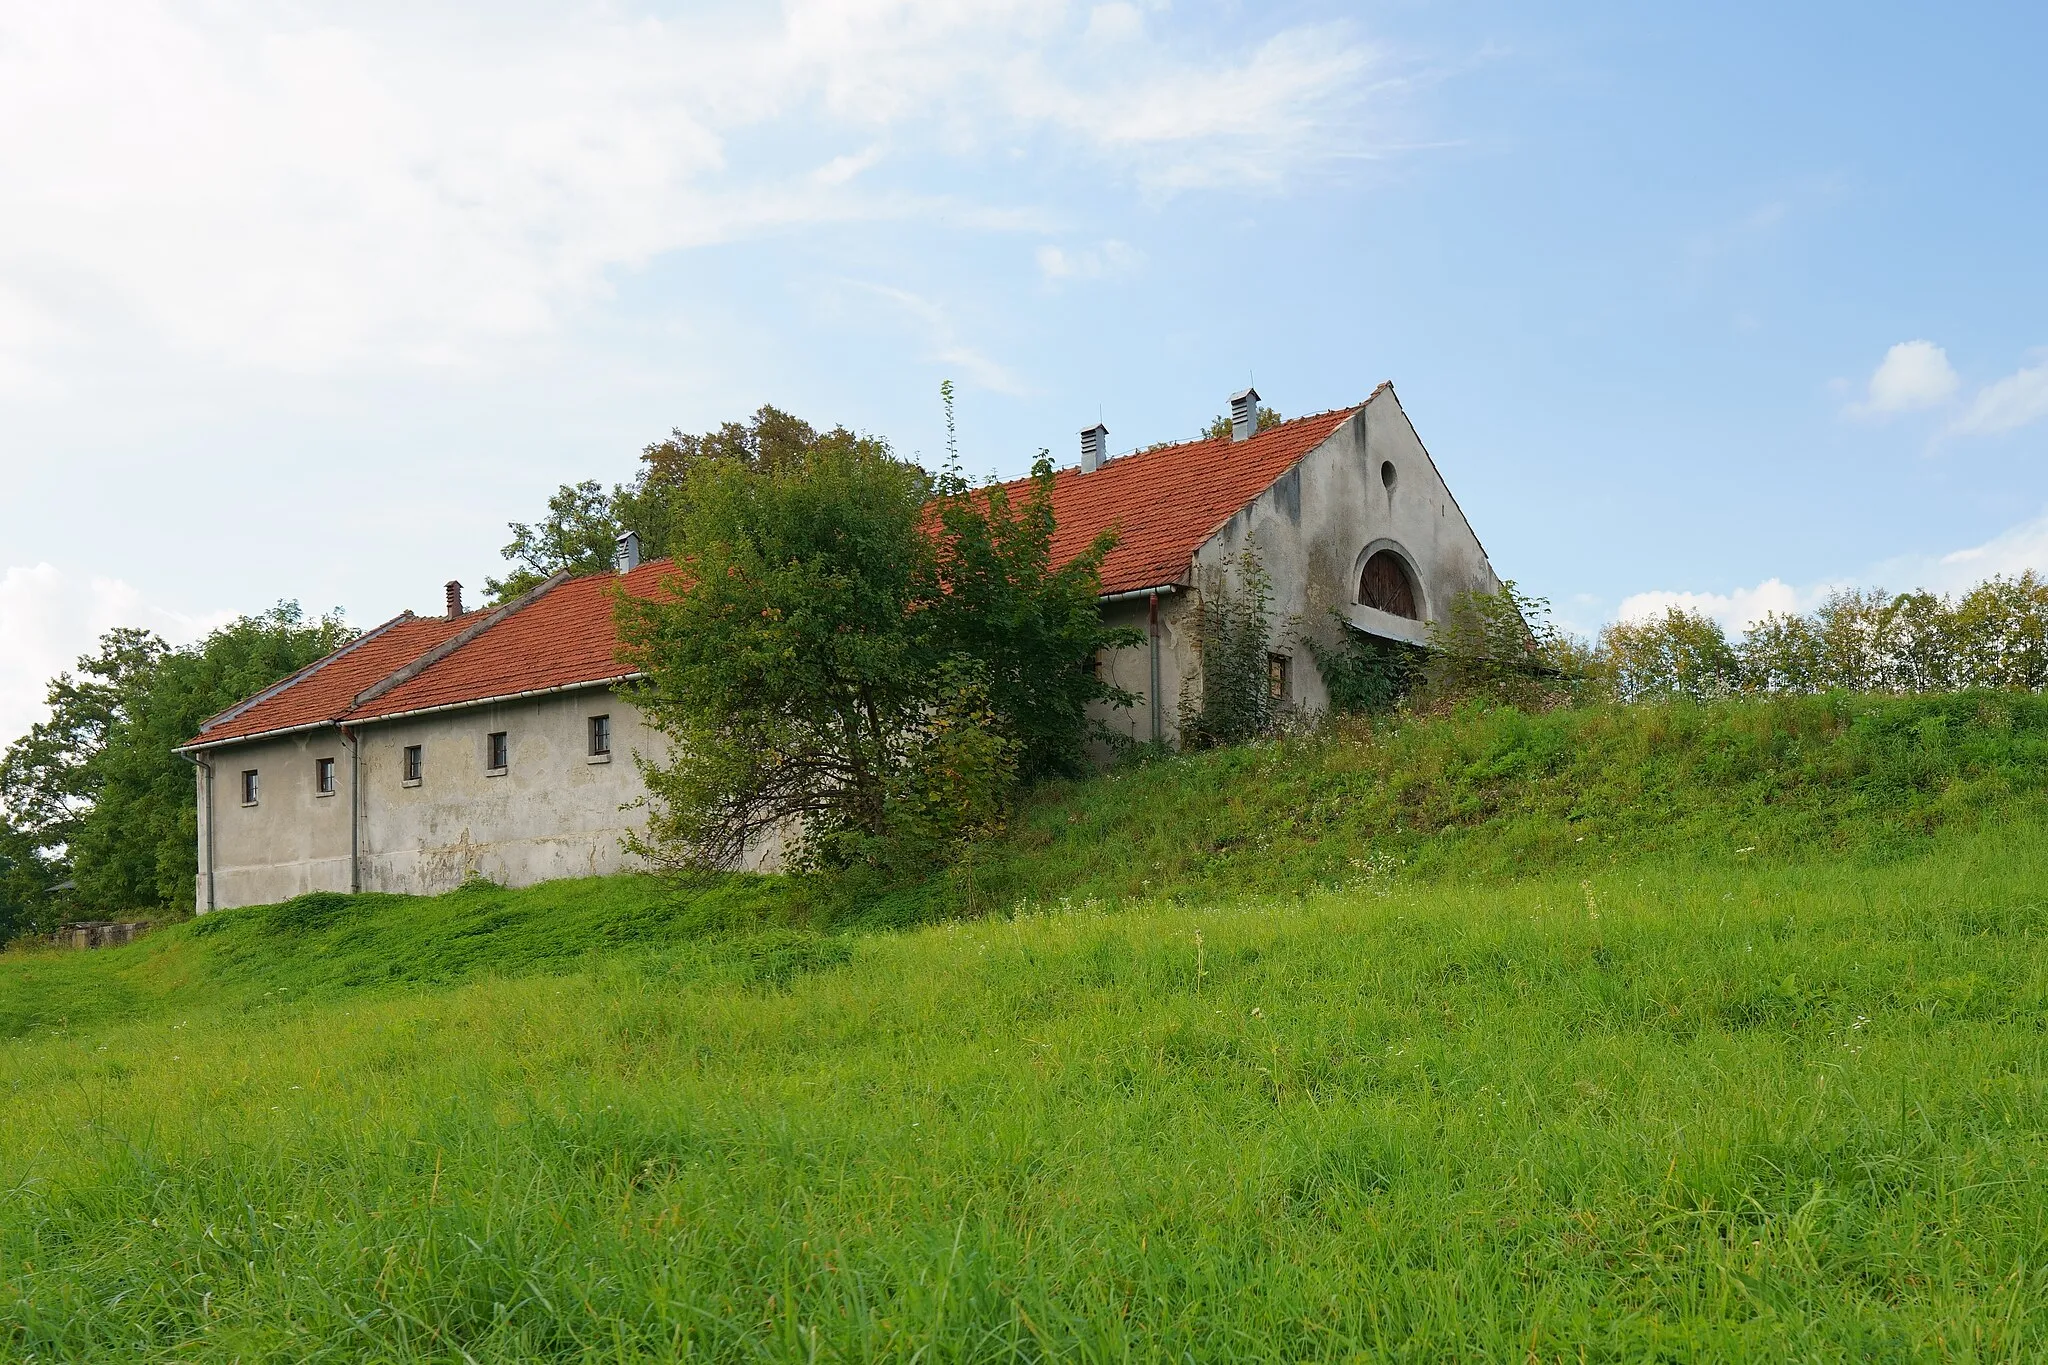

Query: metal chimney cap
left=1080, top=422, right=1109, bottom=474
left=1229, top=386, right=1261, bottom=443
left=614, top=530, right=642, bottom=573
left=444, top=580, right=464, bottom=619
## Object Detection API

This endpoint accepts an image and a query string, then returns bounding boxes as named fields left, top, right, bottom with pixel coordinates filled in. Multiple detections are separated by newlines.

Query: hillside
left=6, top=693, right=2048, bottom=1357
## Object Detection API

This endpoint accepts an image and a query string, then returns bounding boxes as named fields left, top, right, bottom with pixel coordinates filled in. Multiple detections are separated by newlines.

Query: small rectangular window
left=486, top=731, right=508, bottom=772
left=1267, top=652, right=1291, bottom=702
left=402, top=744, right=423, bottom=783
left=315, top=757, right=336, bottom=795
left=588, top=714, right=611, bottom=757
left=240, top=769, right=259, bottom=806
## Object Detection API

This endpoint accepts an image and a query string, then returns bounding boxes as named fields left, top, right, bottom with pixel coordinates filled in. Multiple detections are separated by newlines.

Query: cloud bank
left=0, top=1, right=1394, bottom=391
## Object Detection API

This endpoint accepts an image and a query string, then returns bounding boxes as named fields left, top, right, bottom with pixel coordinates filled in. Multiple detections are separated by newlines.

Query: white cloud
left=0, top=2, right=1397, bottom=386
left=0, top=563, right=235, bottom=746
left=1848, top=339, right=1959, bottom=417
left=1616, top=578, right=1823, bottom=635
left=1949, top=358, right=2048, bottom=436
left=1036, top=239, right=1144, bottom=280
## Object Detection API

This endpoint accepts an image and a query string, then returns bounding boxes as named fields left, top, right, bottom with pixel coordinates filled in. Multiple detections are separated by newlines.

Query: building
left=177, top=382, right=1498, bottom=911
left=1028, top=382, right=1499, bottom=745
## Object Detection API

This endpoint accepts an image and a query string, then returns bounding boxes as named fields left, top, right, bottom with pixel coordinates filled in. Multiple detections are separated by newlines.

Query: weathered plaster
left=195, top=685, right=683, bottom=910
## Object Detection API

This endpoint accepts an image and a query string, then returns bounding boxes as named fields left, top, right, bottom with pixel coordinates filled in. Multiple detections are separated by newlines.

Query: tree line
left=1, top=607, right=353, bottom=942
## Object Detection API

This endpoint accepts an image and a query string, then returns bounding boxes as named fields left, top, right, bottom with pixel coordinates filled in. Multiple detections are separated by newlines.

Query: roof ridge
left=194, top=611, right=416, bottom=736
left=347, top=571, right=572, bottom=714
left=1006, top=398, right=1374, bottom=487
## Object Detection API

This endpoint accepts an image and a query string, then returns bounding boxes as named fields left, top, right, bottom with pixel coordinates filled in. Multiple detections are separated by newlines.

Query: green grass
left=6, top=694, right=2048, bottom=1359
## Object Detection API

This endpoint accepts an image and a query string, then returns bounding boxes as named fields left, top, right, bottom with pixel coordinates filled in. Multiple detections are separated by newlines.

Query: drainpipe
left=1148, top=589, right=1163, bottom=745
left=341, top=724, right=361, bottom=893
left=179, top=750, right=216, bottom=913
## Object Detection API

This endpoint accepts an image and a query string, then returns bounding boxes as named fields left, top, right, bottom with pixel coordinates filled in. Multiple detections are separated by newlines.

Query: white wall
left=358, top=687, right=660, bottom=896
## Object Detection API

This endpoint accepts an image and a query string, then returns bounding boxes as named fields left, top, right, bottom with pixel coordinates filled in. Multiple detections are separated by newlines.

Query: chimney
left=1080, top=422, right=1108, bottom=474
left=444, top=580, right=464, bottom=619
left=1229, top=386, right=1260, bottom=443
left=614, top=530, right=642, bottom=574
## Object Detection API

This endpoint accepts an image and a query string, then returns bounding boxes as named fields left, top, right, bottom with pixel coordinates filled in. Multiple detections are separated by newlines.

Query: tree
left=618, top=431, right=958, bottom=871
left=1423, top=581, right=1592, bottom=709
left=925, top=391, right=1138, bottom=778
left=617, top=401, right=1133, bottom=873
left=1599, top=608, right=1741, bottom=701
left=0, top=815, right=53, bottom=943
left=0, top=604, right=351, bottom=934
left=486, top=480, right=624, bottom=599
left=486, top=406, right=851, bottom=602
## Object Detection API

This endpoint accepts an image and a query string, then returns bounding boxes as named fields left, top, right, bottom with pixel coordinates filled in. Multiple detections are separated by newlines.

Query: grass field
left=6, top=695, right=2048, bottom=1360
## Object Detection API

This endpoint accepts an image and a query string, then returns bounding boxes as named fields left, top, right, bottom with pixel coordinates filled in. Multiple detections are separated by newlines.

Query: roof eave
left=342, top=673, right=642, bottom=728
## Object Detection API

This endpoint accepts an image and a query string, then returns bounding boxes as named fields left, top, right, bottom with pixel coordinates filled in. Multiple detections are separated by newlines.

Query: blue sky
left=2, top=1, right=2044, bottom=739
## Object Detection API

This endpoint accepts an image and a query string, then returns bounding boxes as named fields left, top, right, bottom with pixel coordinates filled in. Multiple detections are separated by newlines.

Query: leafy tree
left=487, top=406, right=849, bottom=602
left=1599, top=607, right=1741, bottom=701
left=618, top=398, right=1132, bottom=873
left=0, top=815, right=53, bottom=943
left=925, top=406, right=1138, bottom=777
left=0, top=604, right=351, bottom=934
left=618, top=431, right=953, bottom=871
left=486, top=480, right=624, bottom=599
left=1422, top=582, right=1592, bottom=709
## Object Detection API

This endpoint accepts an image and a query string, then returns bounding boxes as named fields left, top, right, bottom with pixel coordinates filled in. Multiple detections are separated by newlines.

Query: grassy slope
left=5, top=693, right=2048, bottom=1359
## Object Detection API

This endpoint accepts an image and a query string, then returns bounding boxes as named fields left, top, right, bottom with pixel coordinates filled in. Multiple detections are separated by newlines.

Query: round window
left=1380, top=460, right=1397, bottom=492
left=1359, top=549, right=1419, bottom=619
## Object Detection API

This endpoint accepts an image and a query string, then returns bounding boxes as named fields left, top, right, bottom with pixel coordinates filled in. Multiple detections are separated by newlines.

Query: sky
left=3, top=0, right=2045, bottom=742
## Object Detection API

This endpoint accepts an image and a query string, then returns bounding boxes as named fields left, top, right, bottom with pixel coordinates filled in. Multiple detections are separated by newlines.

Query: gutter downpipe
left=1148, top=590, right=1163, bottom=745
left=341, top=724, right=361, bottom=894
left=179, top=750, right=216, bottom=913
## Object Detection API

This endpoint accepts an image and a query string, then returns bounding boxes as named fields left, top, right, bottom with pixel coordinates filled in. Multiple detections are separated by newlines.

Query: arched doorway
left=1358, top=549, right=1420, bottom=619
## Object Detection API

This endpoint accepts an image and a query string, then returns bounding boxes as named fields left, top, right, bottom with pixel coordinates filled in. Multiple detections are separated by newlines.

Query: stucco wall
left=1086, top=593, right=1196, bottom=753
left=357, top=687, right=662, bottom=896
left=194, top=685, right=682, bottom=911
left=197, top=729, right=354, bottom=910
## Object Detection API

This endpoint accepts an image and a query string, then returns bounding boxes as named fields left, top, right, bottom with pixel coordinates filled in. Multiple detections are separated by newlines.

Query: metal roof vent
left=444, top=580, right=464, bottom=619
left=1080, top=422, right=1109, bottom=474
left=1229, top=386, right=1260, bottom=443
left=615, top=530, right=642, bottom=574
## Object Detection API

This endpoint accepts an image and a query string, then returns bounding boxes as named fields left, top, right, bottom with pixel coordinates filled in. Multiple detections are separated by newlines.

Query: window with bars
left=589, top=714, right=611, bottom=757
left=1267, top=653, right=1292, bottom=702
left=315, top=757, right=336, bottom=795
left=240, top=769, right=259, bottom=806
left=402, top=745, right=422, bottom=784
left=486, top=731, right=508, bottom=772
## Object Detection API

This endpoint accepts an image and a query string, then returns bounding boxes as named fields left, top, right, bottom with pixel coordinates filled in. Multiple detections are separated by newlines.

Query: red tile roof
left=186, top=612, right=470, bottom=746
left=344, top=560, right=671, bottom=723
left=185, top=402, right=1367, bottom=743
left=1016, top=402, right=1364, bottom=595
